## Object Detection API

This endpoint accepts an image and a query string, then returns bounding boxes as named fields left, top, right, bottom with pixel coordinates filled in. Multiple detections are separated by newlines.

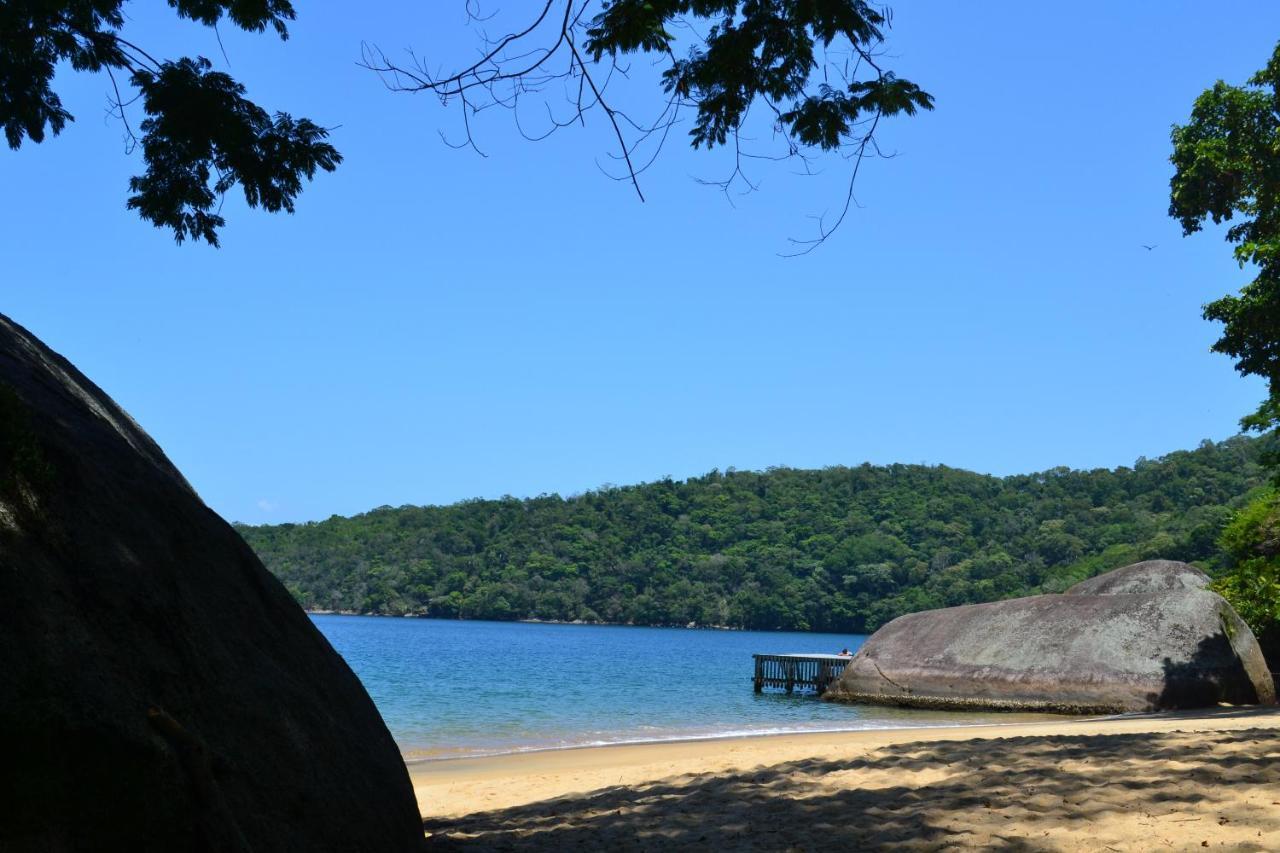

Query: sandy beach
left=416, top=706, right=1280, bottom=850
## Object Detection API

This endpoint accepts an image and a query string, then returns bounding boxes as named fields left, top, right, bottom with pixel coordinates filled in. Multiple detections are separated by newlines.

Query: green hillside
left=237, top=436, right=1272, bottom=633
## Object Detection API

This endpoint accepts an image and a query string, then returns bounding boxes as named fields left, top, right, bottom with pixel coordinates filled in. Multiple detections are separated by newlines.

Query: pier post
left=751, top=653, right=850, bottom=695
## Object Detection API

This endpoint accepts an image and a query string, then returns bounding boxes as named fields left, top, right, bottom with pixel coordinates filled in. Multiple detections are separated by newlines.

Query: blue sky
left=3, top=2, right=1276, bottom=524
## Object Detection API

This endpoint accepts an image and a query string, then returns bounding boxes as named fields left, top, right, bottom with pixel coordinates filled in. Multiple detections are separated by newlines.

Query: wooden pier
left=752, top=653, right=850, bottom=695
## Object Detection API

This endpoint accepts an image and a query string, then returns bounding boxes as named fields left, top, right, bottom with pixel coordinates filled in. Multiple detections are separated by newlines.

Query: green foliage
left=368, top=1, right=931, bottom=244
left=1211, top=488, right=1280, bottom=651
left=239, top=436, right=1271, bottom=632
left=126, top=57, right=341, bottom=245
left=1170, top=42, right=1280, bottom=464
left=1, top=0, right=339, bottom=245
left=584, top=1, right=934, bottom=152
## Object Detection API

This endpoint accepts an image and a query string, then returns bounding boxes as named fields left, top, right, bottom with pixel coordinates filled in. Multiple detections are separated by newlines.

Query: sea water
left=312, top=615, right=1026, bottom=760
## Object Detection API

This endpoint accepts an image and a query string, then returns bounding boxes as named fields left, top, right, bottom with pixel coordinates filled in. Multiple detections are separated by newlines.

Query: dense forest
left=238, top=436, right=1272, bottom=633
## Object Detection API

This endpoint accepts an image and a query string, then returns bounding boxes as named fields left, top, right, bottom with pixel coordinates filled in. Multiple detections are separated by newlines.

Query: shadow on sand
left=425, top=710, right=1280, bottom=851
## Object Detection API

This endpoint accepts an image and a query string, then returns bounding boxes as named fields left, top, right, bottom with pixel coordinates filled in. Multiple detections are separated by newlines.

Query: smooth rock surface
left=0, top=315, right=423, bottom=851
left=826, top=561, right=1275, bottom=714
left=1065, top=559, right=1210, bottom=596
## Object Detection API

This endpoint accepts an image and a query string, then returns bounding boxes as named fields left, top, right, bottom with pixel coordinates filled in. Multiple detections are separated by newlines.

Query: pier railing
left=752, top=654, right=850, bottom=695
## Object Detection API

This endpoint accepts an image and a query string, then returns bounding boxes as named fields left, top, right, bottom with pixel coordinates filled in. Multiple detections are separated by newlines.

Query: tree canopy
left=1, top=0, right=341, bottom=245
left=364, top=0, right=932, bottom=251
left=238, top=435, right=1270, bottom=633
left=1171, top=41, right=1280, bottom=465
left=1211, top=488, right=1280, bottom=662
left=6, top=2, right=927, bottom=249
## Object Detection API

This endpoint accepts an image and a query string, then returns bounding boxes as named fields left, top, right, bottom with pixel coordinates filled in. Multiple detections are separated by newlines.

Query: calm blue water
left=312, top=616, right=1026, bottom=759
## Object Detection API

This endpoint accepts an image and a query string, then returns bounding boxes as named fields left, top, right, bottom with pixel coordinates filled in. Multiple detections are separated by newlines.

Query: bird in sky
left=1141, top=244, right=1158, bottom=251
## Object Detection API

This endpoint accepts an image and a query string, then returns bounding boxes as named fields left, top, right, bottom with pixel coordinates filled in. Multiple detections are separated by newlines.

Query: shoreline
left=411, top=705, right=1280, bottom=821
left=421, top=705, right=1280, bottom=850
left=307, top=609, right=751, bottom=631
left=399, top=713, right=1077, bottom=764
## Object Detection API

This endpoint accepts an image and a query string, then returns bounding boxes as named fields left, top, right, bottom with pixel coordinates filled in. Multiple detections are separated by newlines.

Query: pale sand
left=415, top=706, right=1280, bottom=850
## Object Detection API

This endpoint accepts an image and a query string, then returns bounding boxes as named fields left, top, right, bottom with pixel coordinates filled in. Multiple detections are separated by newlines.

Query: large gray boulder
left=0, top=315, right=423, bottom=851
left=1065, top=559, right=1210, bottom=596
left=826, top=561, right=1275, bottom=714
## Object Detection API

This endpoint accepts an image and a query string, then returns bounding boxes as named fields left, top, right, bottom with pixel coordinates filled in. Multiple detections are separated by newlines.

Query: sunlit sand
left=416, top=707, right=1280, bottom=850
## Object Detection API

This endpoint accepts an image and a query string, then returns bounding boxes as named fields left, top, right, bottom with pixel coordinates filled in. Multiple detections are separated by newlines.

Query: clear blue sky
left=3, top=2, right=1276, bottom=524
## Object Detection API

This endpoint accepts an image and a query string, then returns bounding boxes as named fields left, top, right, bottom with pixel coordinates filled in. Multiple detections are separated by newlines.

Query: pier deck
left=752, top=653, right=850, bottom=695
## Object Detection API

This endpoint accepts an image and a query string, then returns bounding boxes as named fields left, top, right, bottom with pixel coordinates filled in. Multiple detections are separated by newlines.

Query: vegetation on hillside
left=239, top=435, right=1271, bottom=633
left=1212, top=488, right=1280, bottom=660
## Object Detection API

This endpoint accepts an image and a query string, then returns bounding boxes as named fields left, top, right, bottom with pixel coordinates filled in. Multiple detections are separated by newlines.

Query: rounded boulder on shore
left=825, top=560, right=1275, bottom=714
left=0, top=314, right=424, bottom=851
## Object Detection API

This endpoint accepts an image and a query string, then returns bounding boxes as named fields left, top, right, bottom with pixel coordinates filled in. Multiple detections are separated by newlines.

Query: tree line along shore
left=238, top=435, right=1274, bottom=637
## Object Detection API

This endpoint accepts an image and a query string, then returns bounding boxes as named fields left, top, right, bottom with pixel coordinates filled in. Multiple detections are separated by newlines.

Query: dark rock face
left=826, top=561, right=1275, bottom=714
left=0, top=315, right=423, bottom=851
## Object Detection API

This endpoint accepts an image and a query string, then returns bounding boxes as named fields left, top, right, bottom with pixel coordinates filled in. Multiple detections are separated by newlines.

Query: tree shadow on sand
left=425, top=715, right=1280, bottom=851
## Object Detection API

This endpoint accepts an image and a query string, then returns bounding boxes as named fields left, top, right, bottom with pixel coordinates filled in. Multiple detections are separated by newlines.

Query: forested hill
left=237, top=436, right=1272, bottom=633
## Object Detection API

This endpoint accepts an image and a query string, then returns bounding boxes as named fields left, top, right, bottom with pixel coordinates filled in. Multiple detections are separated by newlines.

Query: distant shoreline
left=304, top=609, right=766, bottom=632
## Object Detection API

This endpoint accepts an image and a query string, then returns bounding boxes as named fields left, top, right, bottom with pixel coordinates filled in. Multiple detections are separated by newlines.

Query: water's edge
left=399, top=715, right=1089, bottom=764
left=311, top=615, right=1064, bottom=761
left=308, top=609, right=743, bottom=631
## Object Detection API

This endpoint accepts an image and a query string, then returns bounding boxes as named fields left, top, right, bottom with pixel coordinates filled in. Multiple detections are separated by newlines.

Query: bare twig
left=365, top=1, right=922, bottom=251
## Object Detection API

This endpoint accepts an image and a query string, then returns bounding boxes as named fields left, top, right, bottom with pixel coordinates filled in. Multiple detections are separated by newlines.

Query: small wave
left=399, top=716, right=1056, bottom=764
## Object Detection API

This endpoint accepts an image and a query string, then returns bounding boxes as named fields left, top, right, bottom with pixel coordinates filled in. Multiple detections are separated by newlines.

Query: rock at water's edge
left=0, top=315, right=423, bottom=851
left=826, top=561, right=1275, bottom=714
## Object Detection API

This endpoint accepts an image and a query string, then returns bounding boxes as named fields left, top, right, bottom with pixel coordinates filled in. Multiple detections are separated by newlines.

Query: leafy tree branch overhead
left=0, top=0, right=341, bottom=246
left=362, top=0, right=933, bottom=253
